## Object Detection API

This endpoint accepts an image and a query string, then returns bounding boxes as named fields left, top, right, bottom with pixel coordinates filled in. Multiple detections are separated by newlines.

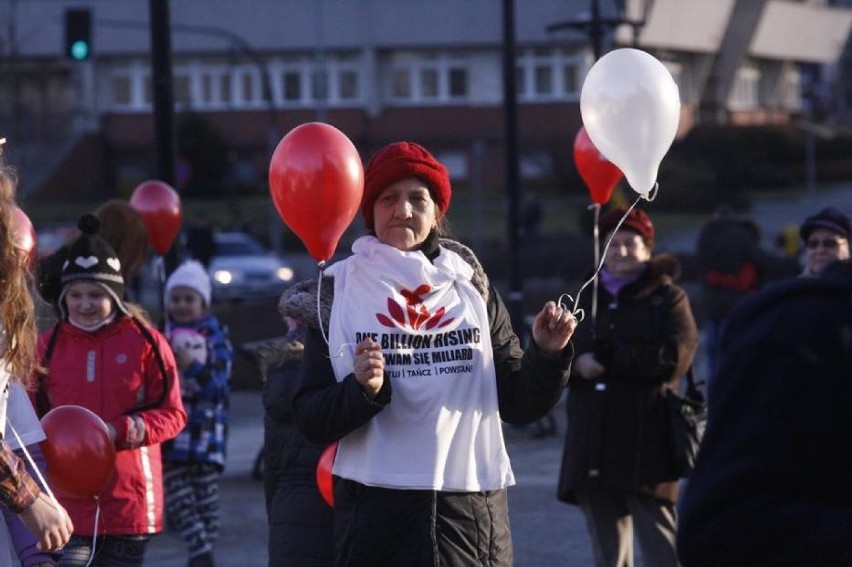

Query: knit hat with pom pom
left=58, top=213, right=127, bottom=315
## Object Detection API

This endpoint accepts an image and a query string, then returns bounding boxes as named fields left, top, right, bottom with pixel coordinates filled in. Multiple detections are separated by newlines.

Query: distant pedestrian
left=557, top=207, right=698, bottom=567
left=798, top=206, right=849, bottom=277
left=162, top=260, right=233, bottom=567
left=695, top=206, right=790, bottom=381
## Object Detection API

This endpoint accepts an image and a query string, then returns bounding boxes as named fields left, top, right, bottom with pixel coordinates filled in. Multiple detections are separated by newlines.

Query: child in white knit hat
left=162, top=260, right=233, bottom=567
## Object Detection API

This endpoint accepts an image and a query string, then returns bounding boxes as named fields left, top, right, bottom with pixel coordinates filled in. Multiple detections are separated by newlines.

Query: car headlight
left=212, top=269, right=234, bottom=285
left=276, top=267, right=294, bottom=282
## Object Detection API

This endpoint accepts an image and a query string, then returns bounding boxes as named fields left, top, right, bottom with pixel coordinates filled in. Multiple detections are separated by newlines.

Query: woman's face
left=805, top=228, right=850, bottom=275
left=373, top=178, right=438, bottom=251
left=604, top=230, right=651, bottom=277
left=64, top=282, right=114, bottom=327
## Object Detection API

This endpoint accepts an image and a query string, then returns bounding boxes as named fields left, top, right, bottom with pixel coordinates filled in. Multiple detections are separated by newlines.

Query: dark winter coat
left=697, top=214, right=765, bottom=320
left=558, top=254, right=698, bottom=505
left=677, top=260, right=852, bottom=566
left=279, top=238, right=573, bottom=567
left=248, top=335, right=334, bottom=567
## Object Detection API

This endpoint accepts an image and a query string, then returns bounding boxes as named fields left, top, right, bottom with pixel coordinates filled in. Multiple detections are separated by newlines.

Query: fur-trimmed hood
left=278, top=238, right=490, bottom=329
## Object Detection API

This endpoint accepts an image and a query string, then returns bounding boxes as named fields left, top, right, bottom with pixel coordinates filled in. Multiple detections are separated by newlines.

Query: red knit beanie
left=599, top=207, right=655, bottom=247
left=362, top=142, right=451, bottom=230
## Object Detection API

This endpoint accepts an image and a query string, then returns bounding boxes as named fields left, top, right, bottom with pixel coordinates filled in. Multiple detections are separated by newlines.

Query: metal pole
left=590, top=0, right=603, bottom=60
left=149, top=0, right=179, bottom=275
left=502, top=0, right=525, bottom=336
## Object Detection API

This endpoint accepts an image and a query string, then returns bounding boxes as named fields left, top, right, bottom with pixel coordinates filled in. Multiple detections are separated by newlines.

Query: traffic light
left=64, top=9, right=92, bottom=61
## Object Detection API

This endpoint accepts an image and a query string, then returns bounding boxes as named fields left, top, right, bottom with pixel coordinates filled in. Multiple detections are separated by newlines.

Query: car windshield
left=215, top=236, right=266, bottom=256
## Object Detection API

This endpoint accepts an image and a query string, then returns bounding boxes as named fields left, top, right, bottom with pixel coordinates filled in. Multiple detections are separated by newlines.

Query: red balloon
left=316, top=442, right=337, bottom=507
left=40, top=405, right=116, bottom=498
left=574, top=126, right=624, bottom=205
left=11, top=206, right=36, bottom=268
left=269, top=123, right=364, bottom=263
left=129, top=180, right=183, bottom=255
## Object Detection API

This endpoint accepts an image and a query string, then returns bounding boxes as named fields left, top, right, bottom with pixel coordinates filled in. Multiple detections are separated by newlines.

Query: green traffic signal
left=70, top=40, right=90, bottom=61
left=64, top=9, right=92, bottom=61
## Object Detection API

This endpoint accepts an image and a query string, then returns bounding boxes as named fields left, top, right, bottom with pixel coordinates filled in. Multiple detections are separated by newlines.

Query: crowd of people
left=0, top=137, right=849, bottom=566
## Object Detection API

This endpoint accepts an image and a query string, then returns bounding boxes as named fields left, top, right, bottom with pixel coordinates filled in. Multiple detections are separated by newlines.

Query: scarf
left=325, top=236, right=514, bottom=491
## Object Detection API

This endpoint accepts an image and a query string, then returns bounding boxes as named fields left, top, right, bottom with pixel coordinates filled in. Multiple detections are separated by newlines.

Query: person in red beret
left=279, top=140, right=577, bottom=566
left=557, top=206, right=699, bottom=567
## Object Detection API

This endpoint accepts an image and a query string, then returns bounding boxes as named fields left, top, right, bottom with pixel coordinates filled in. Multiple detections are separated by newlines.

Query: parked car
left=207, top=232, right=295, bottom=302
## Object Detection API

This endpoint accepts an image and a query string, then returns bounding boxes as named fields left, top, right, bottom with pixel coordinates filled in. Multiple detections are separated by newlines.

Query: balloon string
left=313, top=262, right=367, bottom=361
left=85, top=498, right=101, bottom=567
left=316, top=261, right=329, bottom=346
left=567, top=184, right=658, bottom=317
left=590, top=204, right=601, bottom=328
left=8, top=422, right=59, bottom=505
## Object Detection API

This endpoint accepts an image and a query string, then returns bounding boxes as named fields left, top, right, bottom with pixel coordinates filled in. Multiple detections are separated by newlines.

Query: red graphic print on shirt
left=376, top=284, right=454, bottom=331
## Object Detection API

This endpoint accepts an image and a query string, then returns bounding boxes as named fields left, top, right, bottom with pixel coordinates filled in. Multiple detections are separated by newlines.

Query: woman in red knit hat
left=279, top=140, right=577, bottom=566
left=557, top=206, right=699, bottom=567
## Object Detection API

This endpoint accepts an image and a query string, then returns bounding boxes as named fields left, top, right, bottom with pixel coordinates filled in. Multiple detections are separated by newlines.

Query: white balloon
left=580, top=48, right=681, bottom=197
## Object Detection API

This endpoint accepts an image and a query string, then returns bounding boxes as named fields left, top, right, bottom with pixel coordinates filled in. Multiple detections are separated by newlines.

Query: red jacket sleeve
left=111, top=326, right=187, bottom=451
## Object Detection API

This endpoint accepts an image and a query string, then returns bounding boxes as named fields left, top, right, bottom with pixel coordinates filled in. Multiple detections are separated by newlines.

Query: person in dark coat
left=696, top=206, right=795, bottom=381
left=677, top=259, right=852, bottom=566
left=281, top=141, right=577, bottom=567
left=557, top=207, right=698, bottom=567
left=246, top=313, right=333, bottom=567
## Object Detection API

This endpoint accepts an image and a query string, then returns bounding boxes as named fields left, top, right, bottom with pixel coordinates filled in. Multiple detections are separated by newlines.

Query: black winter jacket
left=250, top=336, right=334, bottom=567
left=279, top=238, right=573, bottom=567
left=677, top=261, right=852, bottom=566
left=558, top=254, right=698, bottom=505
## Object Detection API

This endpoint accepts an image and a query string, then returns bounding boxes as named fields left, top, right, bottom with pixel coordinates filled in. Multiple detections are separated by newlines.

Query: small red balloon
left=11, top=206, right=36, bottom=268
left=574, top=126, right=624, bottom=205
left=269, top=123, right=364, bottom=263
left=129, top=180, right=183, bottom=255
left=316, top=442, right=337, bottom=507
left=40, top=405, right=116, bottom=498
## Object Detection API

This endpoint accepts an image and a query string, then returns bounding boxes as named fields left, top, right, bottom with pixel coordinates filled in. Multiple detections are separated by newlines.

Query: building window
left=233, top=66, right=263, bottom=107
left=174, top=73, right=191, bottom=106
left=196, top=67, right=231, bottom=108
left=311, top=69, right=329, bottom=101
left=388, top=51, right=469, bottom=104
left=339, top=70, right=359, bottom=100
left=283, top=71, right=301, bottom=101
left=109, top=61, right=149, bottom=110
left=516, top=46, right=584, bottom=101
left=534, top=65, right=553, bottom=95
left=729, top=62, right=760, bottom=110
left=421, top=68, right=439, bottom=98
left=449, top=68, right=467, bottom=98
left=112, top=75, right=132, bottom=106
left=392, top=68, right=412, bottom=99
left=782, top=66, right=802, bottom=110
